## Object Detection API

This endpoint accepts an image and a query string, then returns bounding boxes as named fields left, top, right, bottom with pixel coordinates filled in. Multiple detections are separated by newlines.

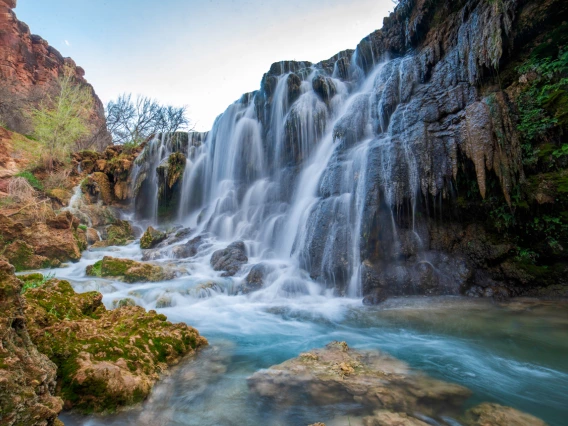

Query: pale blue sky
left=15, top=0, right=394, bottom=130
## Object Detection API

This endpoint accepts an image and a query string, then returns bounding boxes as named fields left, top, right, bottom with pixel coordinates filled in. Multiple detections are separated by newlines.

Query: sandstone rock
left=210, top=241, right=248, bottom=277
left=0, top=0, right=109, bottom=145
left=0, top=213, right=83, bottom=271
left=363, top=411, right=430, bottom=426
left=248, top=341, right=471, bottom=417
left=23, top=278, right=207, bottom=413
left=86, top=227, right=100, bottom=245
left=464, top=403, right=547, bottom=426
left=86, top=256, right=174, bottom=283
left=140, top=226, right=167, bottom=249
left=0, top=261, right=63, bottom=424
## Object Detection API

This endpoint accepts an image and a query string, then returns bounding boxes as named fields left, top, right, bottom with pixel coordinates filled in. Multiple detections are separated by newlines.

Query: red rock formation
left=0, top=0, right=110, bottom=148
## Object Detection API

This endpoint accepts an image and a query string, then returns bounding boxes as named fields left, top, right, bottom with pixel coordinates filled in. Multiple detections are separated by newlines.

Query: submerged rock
left=210, top=241, right=248, bottom=277
left=23, top=277, right=207, bottom=413
left=140, top=226, right=167, bottom=249
left=86, top=256, right=174, bottom=283
left=0, top=261, right=63, bottom=425
left=248, top=341, right=471, bottom=418
left=464, top=403, right=547, bottom=426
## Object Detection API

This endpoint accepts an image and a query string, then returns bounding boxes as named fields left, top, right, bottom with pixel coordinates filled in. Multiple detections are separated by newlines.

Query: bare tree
left=105, top=94, right=191, bottom=145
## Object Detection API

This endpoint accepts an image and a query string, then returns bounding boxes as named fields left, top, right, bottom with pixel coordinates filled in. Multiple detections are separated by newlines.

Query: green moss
left=86, top=260, right=103, bottom=277
left=78, top=224, right=88, bottom=231
left=6, top=241, right=34, bottom=272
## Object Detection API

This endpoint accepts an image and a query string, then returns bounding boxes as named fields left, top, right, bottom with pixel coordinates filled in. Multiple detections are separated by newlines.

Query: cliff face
left=133, top=0, right=568, bottom=300
left=0, top=0, right=110, bottom=148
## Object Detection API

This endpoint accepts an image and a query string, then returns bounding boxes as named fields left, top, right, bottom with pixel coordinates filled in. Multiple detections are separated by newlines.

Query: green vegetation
left=15, top=171, right=43, bottom=190
left=78, top=224, right=88, bottom=231
left=31, top=66, right=94, bottom=170
left=20, top=272, right=55, bottom=293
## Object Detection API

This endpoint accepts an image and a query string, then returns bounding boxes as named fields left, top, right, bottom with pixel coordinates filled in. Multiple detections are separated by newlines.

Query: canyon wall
left=0, top=0, right=110, bottom=148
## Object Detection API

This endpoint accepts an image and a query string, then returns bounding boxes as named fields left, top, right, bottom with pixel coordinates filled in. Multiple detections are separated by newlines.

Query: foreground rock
left=248, top=341, right=471, bottom=418
left=0, top=261, right=63, bottom=425
left=464, top=403, right=547, bottom=426
left=86, top=256, right=174, bottom=283
left=0, top=212, right=84, bottom=271
left=210, top=241, right=248, bottom=277
left=140, top=226, right=167, bottom=249
left=24, top=277, right=207, bottom=413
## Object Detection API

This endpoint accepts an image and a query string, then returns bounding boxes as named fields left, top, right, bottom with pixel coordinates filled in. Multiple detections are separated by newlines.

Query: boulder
left=210, top=241, right=248, bottom=277
left=86, top=227, right=100, bottom=245
left=172, top=235, right=205, bottom=259
left=23, top=278, right=207, bottom=413
left=363, top=411, right=430, bottom=426
left=242, top=263, right=270, bottom=294
left=248, top=341, right=471, bottom=417
left=86, top=256, right=174, bottom=283
left=0, top=261, right=63, bottom=424
left=140, top=226, right=167, bottom=249
left=91, top=219, right=134, bottom=248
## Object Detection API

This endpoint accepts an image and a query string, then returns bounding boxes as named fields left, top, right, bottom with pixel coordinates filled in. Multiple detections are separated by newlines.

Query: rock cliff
left=0, top=0, right=110, bottom=148
left=133, top=0, right=568, bottom=300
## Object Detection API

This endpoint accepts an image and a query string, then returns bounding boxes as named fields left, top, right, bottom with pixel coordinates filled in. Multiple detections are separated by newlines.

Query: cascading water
left=132, top=51, right=434, bottom=298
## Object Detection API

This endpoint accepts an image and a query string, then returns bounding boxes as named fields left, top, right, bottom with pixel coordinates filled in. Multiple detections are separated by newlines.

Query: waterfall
left=132, top=50, right=449, bottom=296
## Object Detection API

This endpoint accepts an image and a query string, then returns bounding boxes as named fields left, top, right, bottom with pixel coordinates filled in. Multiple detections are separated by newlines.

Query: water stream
left=44, top=241, right=568, bottom=426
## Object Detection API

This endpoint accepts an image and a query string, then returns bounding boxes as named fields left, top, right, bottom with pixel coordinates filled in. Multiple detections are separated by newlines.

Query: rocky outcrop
left=248, top=341, right=471, bottom=417
left=75, top=144, right=143, bottom=206
left=0, top=212, right=84, bottom=271
left=0, top=0, right=110, bottom=147
left=249, top=341, right=548, bottom=426
left=140, top=226, right=167, bottom=249
left=86, top=256, right=174, bottom=283
left=0, top=261, right=63, bottom=425
left=23, top=276, right=207, bottom=413
left=210, top=241, right=248, bottom=277
left=464, top=403, right=547, bottom=426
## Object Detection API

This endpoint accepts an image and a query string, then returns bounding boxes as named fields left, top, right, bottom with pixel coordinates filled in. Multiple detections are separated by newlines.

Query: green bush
left=15, top=171, right=43, bottom=190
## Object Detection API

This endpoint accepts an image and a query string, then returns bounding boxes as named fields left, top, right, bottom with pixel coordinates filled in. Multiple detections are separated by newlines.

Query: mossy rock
left=101, top=220, right=134, bottom=247
left=23, top=279, right=207, bottom=413
left=86, top=256, right=174, bottom=283
left=140, top=226, right=167, bottom=249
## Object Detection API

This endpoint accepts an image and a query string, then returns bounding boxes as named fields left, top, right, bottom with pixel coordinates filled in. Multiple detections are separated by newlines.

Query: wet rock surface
left=464, top=403, right=547, bottom=426
left=86, top=256, right=174, bottom=283
left=140, top=226, right=167, bottom=249
left=22, top=276, right=207, bottom=413
left=248, top=341, right=471, bottom=417
left=210, top=241, right=248, bottom=277
left=0, top=261, right=63, bottom=425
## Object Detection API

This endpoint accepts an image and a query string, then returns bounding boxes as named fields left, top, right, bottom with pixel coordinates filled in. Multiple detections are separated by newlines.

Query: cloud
left=64, top=40, right=71, bottom=46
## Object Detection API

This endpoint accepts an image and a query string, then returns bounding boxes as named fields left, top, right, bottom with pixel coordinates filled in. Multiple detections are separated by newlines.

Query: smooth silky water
left=39, top=239, right=568, bottom=426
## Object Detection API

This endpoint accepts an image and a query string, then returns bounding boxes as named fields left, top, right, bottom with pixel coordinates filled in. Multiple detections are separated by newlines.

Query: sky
left=15, top=0, right=395, bottom=131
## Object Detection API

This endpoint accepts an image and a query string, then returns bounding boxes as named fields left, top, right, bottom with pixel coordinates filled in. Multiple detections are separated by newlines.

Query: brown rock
left=248, top=341, right=471, bottom=417
left=86, top=227, right=100, bottom=245
left=23, top=278, right=207, bottom=413
left=464, top=403, right=547, bottom=426
left=0, top=261, right=63, bottom=424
